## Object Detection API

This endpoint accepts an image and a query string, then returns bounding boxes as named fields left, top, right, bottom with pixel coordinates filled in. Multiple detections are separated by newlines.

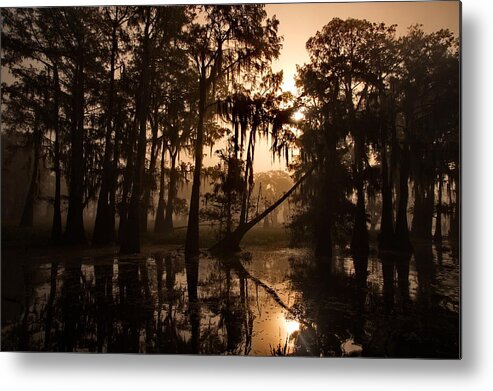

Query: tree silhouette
left=119, top=6, right=189, bottom=254
left=92, top=7, right=131, bottom=245
left=183, top=4, right=282, bottom=258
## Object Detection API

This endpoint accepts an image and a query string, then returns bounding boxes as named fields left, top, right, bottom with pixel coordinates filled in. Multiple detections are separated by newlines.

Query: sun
left=292, top=110, right=304, bottom=122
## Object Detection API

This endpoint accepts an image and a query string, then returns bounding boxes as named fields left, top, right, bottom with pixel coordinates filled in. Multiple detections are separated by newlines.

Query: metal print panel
left=0, top=1, right=461, bottom=357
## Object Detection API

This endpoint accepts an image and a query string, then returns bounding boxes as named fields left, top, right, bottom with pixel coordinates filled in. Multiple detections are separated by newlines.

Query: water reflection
left=1, top=243, right=459, bottom=357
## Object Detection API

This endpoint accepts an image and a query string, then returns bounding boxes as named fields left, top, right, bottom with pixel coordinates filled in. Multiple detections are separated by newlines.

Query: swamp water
left=1, top=243, right=459, bottom=357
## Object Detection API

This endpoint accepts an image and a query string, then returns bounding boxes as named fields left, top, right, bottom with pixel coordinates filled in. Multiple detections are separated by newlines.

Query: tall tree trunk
left=140, top=116, right=159, bottom=233
left=411, top=179, right=434, bottom=243
left=425, top=182, right=435, bottom=240
left=108, top=102, right=122, bottom=243
left=226, top=189, right=233, bottom=234
left=434, top=174, right=443, bottom=242
left=378, top=125, right=395, bottom=252
left=315, top=131, right=336, bottom=258
left=93, top=21, right=118, bottom=245
left=185, top=69, right=207, bottom=258
left=395, top=144, right=413, bottom=253
left=120, top=15, right=151, bottom=254
left=346, top=83, right=369, bottom=259
left=411, top=182, right=421, bottom=235
left=51, top=64, right=62, bottom=242
left=20, top=113, right=41, bottom=228
left=65, top=58, right=86, bottom=244
left=351, top=127, right=369, bottom=259
left=154, top=139, right=167, bottom=233
left=239, top=127, right=255, bottom=225
left=163, top=150, right=178, bottom=233
left=449, top=173, right=459, bottom=259
left=117, top=121, right=136, bottom=242
left=315, top=175, right=332, bottom=258
left=381, top=254, right=395, bottom=314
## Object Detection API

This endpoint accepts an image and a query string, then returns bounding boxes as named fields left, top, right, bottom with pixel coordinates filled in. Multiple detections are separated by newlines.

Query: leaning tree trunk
left=210, top=166, right=315, bottom=254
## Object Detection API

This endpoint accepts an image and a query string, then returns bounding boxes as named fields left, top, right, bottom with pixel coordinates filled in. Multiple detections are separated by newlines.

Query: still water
left=1, top=243, right=459, bottom=357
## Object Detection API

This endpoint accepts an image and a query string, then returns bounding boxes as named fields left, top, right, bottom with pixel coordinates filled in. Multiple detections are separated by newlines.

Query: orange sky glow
left=267, top=1, right=459, bottom=94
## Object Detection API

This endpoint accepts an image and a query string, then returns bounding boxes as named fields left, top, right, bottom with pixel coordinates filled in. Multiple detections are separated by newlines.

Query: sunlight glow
left=285, top=319, right=300, bottom=335
left=292, top=110, right=304, bottom=122
left=281, top=74, right=298, bottom=94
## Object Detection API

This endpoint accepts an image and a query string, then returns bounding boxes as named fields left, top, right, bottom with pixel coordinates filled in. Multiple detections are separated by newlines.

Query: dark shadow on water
left=185, top=254, right=200, bottom=354
left=94, top=263, right=113, bottom=352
